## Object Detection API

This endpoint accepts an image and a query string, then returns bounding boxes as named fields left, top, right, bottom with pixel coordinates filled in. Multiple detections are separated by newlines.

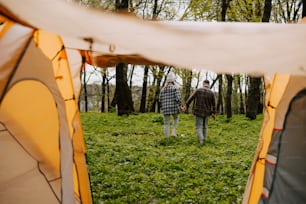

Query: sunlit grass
left=81, top=112, right=262, bottom=203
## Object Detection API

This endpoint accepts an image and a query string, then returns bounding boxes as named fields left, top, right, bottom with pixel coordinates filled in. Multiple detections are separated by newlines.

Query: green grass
left=81, top=112, right=262, bottom=204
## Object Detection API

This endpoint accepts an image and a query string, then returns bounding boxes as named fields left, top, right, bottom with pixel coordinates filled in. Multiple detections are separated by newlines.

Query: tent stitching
left=36, top=162, right=61, bottom=203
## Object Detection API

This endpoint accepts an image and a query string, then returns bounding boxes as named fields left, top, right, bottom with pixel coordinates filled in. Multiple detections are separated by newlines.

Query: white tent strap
left=262, top=187, right=270, bottom=199
left=266, top=154, right=277, bottom=166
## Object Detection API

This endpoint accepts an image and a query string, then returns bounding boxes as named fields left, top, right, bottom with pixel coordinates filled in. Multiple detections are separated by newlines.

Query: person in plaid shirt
left=159, top=73, right=182, bottom=137
left=182, top=80, right=216, bottom=145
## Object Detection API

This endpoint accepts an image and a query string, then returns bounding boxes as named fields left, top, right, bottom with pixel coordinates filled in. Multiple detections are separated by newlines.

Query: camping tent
left=242, top=74, right=306, bottom=203
left=1, top=0, right=306, bottom=203
left=0, top=16, right=91, bottom=204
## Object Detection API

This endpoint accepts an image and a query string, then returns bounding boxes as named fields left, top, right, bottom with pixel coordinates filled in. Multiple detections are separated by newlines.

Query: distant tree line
left=76, top=0, right=304, bottom=120
left=80, top=66, right=263, bottom=118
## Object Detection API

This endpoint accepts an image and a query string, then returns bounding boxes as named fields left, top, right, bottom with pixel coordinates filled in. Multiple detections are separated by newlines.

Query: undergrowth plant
left=81, top=112, right=262, bottom=204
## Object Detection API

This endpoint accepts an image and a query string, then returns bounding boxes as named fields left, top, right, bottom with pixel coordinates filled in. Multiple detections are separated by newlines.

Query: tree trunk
left=238, top=75, right=245, bottom=114
left=195, top=72, right=200, bottom=88
left=152, top=0, right=159, bottom=20
left=258, top=79, right=264, bottom=114
left=210, top=75, right=220, bottom=88
left=245, top=0, right=272, bottom=119
left=140, top=65, right=149, bottom=113
left=221, top=0, right=231, bottom=21
left=107, top=78, right=110, bottom=112
left=113, top=63, right=134, bottom=116
left=218, top=0, right=230, bottom=115
left=158, top=67, right=172, bottom=112
left=147, top=70, right=156, bottom=112
left=217, top=74, right=224, bottom=114
left=262, top=0, right=272, bottom=22
left=161, top=67, right=172, bottom=87
left=112, top=0, right=134, bottom=116
left=245, top=76, right=248, bottom=105
left=150, top=66, right=164, bottom=112
left=101, top=69, right=106, bottom=112
left=115, top=0, right=128, bottom=11
left=81, top=62, right=88, bottom=112
left=128, top=65, right=135, bottom=88
left=226, top=74, right=233, bottom=119
left=183, top=70, right=193, bottom=102
left=303, top=0, right=306, bottom=18
left=246, top=77, right=261, bottom=119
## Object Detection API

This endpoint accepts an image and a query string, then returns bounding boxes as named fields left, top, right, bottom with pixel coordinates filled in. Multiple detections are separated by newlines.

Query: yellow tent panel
left=0, top=16, right=91, bottom=204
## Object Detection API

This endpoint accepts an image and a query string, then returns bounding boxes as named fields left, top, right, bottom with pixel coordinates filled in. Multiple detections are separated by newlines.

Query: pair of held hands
left=181, top=105, right=188, bottom=113
left=181, top=105, right=216, bottom=121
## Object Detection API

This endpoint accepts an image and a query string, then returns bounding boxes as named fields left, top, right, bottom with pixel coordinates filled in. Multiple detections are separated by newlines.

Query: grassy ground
left=81, top=112, right=262, bottom=204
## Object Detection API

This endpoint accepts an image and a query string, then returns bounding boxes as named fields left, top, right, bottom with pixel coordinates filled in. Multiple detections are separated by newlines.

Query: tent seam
left=0, top=123, right=61, bottom=203
left=0, top=34, right=33, bottom=101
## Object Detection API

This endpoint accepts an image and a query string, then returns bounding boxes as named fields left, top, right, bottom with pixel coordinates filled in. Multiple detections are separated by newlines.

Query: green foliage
left=181, top=0, right=216, bottom=21
left=81, top=112, right=262, bottom=203
left=151, top=115, right=164, bottom=125
left=227, top=0, right=264, bottom=22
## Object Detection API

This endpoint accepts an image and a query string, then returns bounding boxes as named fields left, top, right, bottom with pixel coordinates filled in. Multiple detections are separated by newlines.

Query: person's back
left=160, top=84, right=181, bottom=115
left=192, top=87, right=215, bottom=118
left=182, top=80, right=216, bottom=145
left=159, top=73, right=181, bottom=137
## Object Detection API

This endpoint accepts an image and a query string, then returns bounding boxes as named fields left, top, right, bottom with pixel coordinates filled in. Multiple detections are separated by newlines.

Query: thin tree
left=178, top=68, right=192, bottom=102
left=107, top=75, right=112, bottom=112
left=216, top=74, right=224, bottom=114
left=101, top=68, right=107, bottom=112
left=226, top=74, right=233, bottom=118
left=238, top=74, right=245, bottom=114
left=182, top=69, right=193, bottom=103
left=195, top=71, right=201, bottom=88
left=150, top=66, right=165, bottom=112
left=81, top=57, right=88, bottom=112
left=158, top=67, right=173, bottom=112
left=146, top=67, right=157, bottom=111
left=274, top=0, right=302, bottom=22
left=128, top=65, right=135, bottom=88
left=303, top=0, right=306, bottom=18
left=140, top=65, right=149, bottom=113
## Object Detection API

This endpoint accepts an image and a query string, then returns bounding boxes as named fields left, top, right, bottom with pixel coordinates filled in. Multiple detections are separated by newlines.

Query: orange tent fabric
left=0, top=16, right=91, bottom=204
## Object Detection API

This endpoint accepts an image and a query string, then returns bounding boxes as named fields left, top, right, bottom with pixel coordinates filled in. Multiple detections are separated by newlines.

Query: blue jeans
left=163, top=114, right=179, bottom=137
left=195, top=116, right=208, bottom=141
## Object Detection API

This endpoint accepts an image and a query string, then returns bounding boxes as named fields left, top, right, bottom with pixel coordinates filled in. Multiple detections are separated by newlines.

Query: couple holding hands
left=159, top=73, right=216, bottom=145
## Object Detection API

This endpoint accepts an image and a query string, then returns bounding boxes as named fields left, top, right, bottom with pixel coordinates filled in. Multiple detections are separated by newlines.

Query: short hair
left=203, top=80, right=210, bottom=84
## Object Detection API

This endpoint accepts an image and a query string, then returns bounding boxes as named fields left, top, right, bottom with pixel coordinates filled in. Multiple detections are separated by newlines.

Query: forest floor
left=81, top=112, right=262, bottom=204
